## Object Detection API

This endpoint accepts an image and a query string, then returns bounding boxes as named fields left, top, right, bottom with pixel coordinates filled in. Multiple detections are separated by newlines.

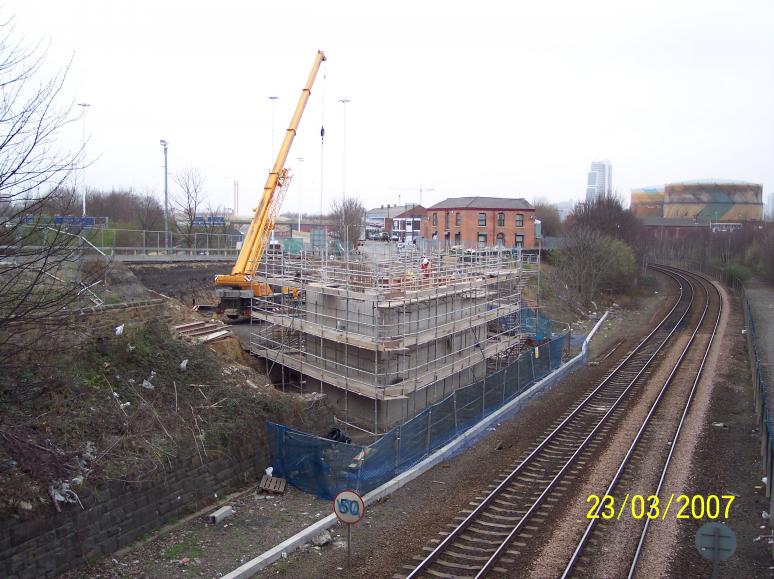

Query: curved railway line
left=398, top=265, right=724, bottom=579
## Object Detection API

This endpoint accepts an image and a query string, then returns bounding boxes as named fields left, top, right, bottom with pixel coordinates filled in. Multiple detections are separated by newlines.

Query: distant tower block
left=586, top=160, right=612, bottom=202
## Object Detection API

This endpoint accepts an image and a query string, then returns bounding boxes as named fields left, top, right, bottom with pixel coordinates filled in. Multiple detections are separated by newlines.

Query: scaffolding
left=249, top=245, right=540, bottom=435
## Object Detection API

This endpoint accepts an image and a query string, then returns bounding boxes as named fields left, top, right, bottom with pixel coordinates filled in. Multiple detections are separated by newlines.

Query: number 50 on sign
left=334, top=490, right=365, bottom=524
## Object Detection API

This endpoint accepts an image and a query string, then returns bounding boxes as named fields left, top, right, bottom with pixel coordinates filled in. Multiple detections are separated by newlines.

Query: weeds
left=163, top=532, right=203, bottom=560
left=0, top=321, right=316, bottom=515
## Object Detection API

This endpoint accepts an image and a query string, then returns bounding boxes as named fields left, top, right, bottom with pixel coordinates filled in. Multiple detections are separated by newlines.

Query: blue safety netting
left=488, top=305, right=554, bottom=341
left=268, top=331, right=570, bottom=499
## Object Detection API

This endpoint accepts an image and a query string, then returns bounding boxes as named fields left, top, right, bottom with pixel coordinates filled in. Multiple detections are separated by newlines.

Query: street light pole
left=78, top=102, right=90, bottom=216
left=160, top=140, right=169, bottom=253
left=268, top=96, right=278, bottom=166
left=296, top=156, right=304, bottom=233
left=339, top=98, right=350, bottom=199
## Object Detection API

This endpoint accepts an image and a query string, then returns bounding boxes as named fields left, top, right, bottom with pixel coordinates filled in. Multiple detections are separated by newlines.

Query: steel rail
left=405, top=268, right=694, bottom=579
left=625, top=268, right=723, bottom=578
left=560, top=267, right=722, bottom=578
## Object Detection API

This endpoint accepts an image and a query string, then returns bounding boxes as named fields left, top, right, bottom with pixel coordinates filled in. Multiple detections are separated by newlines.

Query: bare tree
left=0, top=23, right=108, bottom=367
left=174, top=168, right=206, bottom=247
left=136, top=191, right=164, bottom=231
left=556, top=225, right=638, bottom=308
left=331, top=196, right=365, bottom=250
left=532, top=200, right=562, bottom=237
left=566, top=192, right=644, bottom=250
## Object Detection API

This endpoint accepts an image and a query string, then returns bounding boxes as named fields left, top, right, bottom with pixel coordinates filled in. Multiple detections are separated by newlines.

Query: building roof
left=427, top=197, right=534, bottom=211
left=394, top=205, right=427, bottom=218
left=666, top=179, right=762, bottom=187
left=366, top=204, right=419, bottom=218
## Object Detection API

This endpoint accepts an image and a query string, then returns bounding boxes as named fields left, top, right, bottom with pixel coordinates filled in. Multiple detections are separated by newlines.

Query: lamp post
left=268, top=96, right=278, bottom=165
left=296, top=156, right=304, bottom=233
left=78, top=102, right=90, bottom=216
left=339, top=98, right=350, bottom=199
left=159, top=140, right=169, bottom=253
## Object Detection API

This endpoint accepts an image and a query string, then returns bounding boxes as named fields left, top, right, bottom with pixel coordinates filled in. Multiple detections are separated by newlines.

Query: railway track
left=561, top=266, right=723, bottom=578
left=398, top=266, right=721, bottom=579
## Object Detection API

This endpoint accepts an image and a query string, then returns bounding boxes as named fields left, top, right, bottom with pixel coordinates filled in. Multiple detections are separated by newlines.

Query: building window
left=515, top=234, right=524, bottom=247
left=497, top=212, right=505, bottom=227
left=478, top=212, right=486, bottom=226
left=432, top=212, right=437, bottom=226
left=516, top=213, right=524, bottom=227
left=432, top=231, right=437, bottom=240
left=454, top=232, right=461, bottom=244
left=444, top=211, right=450, bottom=229
left=455, top=212, right=461, bottom=226
left=478, top=233, right=487, bottom=248
left=496, top=232, right=505, bottom=246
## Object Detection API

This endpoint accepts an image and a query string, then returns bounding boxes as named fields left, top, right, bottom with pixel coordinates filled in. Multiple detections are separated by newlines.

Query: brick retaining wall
left=1, top=443, right=267, bottom=578
left=1, top=299, right=253, bottom=577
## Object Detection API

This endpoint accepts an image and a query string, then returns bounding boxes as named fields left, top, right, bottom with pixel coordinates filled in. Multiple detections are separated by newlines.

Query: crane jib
left=224, top=50, right=326, bottom=283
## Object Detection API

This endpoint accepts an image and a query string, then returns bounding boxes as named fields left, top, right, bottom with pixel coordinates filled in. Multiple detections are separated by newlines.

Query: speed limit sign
left=333, top=489, right=365, bottom=524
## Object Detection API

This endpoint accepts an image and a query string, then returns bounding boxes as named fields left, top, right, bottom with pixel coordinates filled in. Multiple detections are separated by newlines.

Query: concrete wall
left=316, top=358, right=485, bottom=432
left=0, top=444, right=267, bottom=579
left=304, top=285, right=488, bottom=339
left=304, top=326, right=484, bottom=388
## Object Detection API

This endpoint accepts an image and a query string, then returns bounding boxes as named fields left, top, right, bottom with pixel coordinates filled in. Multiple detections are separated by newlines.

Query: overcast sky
left=8, top=0, right=774, bottom=215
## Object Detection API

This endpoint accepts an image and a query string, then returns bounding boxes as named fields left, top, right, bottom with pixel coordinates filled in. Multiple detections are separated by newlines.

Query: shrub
left=722, top=263, right=752, bottom=283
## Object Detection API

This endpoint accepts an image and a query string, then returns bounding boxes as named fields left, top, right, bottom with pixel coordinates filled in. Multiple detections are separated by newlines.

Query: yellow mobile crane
left=214, top=50, right=326, bottom=320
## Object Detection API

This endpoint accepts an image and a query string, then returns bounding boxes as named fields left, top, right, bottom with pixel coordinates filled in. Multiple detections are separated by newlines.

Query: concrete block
left=208, top=506, right=234, bottom=524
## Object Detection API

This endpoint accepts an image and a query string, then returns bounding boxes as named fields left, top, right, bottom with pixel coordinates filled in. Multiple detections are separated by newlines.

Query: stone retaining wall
left=1, top=443, right=267, bottom=578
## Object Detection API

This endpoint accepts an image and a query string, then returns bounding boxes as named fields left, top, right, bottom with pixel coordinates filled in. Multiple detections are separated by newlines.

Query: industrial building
left=248, top=246, right=538, bottom=434
left=631, top=180, right=764, bottom=239
left=420, top=196, right=536, bottom=249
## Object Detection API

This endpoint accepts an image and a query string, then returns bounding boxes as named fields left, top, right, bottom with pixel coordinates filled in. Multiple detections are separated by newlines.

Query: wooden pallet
left=259, top=474, right=287, bottom=494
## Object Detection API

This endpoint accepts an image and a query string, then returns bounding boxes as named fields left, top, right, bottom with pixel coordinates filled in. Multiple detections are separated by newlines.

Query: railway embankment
left=0, top=262, right=332, bottom=578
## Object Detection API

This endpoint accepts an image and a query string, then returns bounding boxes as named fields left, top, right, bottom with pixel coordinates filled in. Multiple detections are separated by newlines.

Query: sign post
left=333, top=489, right=365, bottom=575
left=695, top=522, right=736, bottom=578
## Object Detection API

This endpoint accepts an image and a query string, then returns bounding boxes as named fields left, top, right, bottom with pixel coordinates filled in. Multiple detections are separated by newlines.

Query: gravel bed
left=660, top=289, right=772, bottom=578
left=576, top=276, right=723, bottom=578
left=526, top=329, right=694, bottom=577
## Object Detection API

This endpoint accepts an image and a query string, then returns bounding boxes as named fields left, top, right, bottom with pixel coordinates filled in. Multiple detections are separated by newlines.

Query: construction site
left=248, top=246, right=541, bottom=435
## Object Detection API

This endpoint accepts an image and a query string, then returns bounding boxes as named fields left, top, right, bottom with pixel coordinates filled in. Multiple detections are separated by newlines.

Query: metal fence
left=651, top=258, right=773, bottom=509
left=14, top=225, right=242, bottom=258
left=268, top=332, right=568, bottom=499
left=743, top=289, right=774, bottom=505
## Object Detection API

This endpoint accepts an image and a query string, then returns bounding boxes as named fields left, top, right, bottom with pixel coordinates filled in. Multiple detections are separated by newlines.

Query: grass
left=163, top=532, right=203, bottom=560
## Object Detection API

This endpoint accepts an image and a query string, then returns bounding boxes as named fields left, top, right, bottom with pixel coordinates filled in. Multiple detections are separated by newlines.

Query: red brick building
left=421, top=197, right=536, bottom=249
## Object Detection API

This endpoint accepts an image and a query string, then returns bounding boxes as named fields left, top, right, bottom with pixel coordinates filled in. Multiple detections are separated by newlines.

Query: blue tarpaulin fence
left=268, top=331, right=569, bottom=499
left=486, top=305, right=553, bottom=341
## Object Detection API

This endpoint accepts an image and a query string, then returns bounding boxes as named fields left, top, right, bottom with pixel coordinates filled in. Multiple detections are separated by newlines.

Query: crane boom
left=213, top=51, right=325, bottom=319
